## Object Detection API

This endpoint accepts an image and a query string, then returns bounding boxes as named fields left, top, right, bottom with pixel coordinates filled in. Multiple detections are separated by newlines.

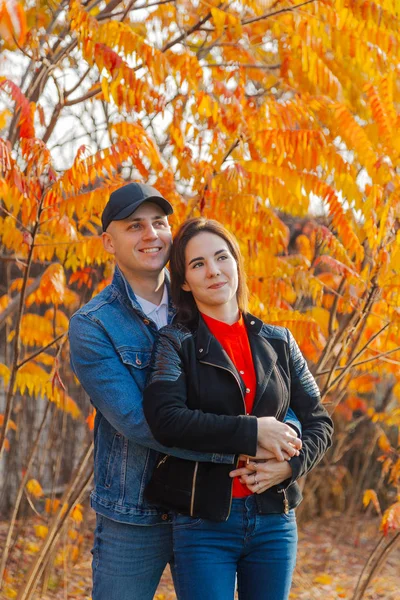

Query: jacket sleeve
left=285, top=328, right=334, bottom=483
left=143, top=326, right=258, bottom=456
left=69, top=313, right=235, bottom=464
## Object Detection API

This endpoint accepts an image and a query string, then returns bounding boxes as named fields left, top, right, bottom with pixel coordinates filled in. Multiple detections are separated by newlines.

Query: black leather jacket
left=143, top=313, right=333, bottom=522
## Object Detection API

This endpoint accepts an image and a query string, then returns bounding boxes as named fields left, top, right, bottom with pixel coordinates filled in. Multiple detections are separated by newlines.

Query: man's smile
left=139, top=247, right=162, bottom=254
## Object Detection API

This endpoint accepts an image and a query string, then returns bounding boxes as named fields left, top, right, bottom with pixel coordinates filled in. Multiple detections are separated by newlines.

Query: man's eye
left=129, top=223, right=140, bottom=230
left=154, top=221, right=168, bottom=228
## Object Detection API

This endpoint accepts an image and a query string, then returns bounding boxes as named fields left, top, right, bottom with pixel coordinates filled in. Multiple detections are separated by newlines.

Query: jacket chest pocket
left=117, top=348, right=151, bottom=389
left=117, top=347, right=151, bottom=392
left=118, top=348, right=151, bottom=369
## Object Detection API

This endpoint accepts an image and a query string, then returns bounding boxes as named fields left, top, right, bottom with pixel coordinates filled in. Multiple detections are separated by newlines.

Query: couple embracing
left=69, top=182, right=333, bottom=600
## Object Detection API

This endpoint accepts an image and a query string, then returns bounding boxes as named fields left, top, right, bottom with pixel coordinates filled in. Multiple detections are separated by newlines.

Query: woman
left=143, top=218, right=333, bottom=600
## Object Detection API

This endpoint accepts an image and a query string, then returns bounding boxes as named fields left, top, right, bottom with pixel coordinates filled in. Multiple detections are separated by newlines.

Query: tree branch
left=243, top=0, right=317, bottom=25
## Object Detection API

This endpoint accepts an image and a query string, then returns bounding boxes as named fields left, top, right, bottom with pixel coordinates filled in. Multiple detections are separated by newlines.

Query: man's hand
left=257, top=417, right=302, bottom=462
left=229, top=459, right=293, bottom=494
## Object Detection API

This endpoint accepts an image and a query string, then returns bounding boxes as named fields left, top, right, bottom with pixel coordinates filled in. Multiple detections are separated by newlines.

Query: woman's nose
left=207, top=262, right=220, bottom=277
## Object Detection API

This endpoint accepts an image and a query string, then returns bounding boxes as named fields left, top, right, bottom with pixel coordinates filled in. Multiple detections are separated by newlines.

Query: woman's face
left=182, top=231, right=239, bottom=314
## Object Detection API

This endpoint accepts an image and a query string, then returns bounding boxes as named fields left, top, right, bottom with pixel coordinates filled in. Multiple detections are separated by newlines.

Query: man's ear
left=181, top=281, right=190, bottom=292
left=102, top=231, right=115, bottom=255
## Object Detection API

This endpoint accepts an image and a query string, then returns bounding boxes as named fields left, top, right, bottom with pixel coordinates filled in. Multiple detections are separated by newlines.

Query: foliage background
left=0, top=0, right=399, bottom=598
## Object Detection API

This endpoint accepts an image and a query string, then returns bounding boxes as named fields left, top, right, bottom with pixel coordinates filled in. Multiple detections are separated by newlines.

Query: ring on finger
left=254, top=475, right=258, bottom=485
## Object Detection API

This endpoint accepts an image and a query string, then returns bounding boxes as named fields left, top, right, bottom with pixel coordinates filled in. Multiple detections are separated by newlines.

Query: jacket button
left=136, top=358, right=142, bottom=365
left=199, top=348, right=203, bottom=353
left=143, top=319, right=150, bottom=325
left=161, top=513, right=169, bottom=521
left=245, top=388, right=251, bottom=393
left=250, top=320, right=255, bottom=325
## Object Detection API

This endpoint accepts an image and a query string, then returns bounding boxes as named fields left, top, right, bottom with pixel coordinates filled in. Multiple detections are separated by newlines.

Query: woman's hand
left=229, top=459, right=293, bottom=494
left=239, top=444, right=296, bottom=463
left=257, top=417, right=302, bottom=462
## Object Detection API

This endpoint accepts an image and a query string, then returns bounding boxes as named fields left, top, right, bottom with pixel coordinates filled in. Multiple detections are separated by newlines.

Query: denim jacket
left=69, top=265, right=300, bottom=525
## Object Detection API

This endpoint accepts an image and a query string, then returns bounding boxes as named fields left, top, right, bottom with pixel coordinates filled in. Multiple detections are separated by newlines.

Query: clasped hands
left=229, top=416, right=302, bottom=494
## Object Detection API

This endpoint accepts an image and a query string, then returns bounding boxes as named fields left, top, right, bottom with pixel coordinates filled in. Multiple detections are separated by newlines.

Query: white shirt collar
left=135, top=284, right=168, bottom=316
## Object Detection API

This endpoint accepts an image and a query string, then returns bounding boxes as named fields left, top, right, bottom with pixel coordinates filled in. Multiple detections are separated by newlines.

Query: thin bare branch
left=243, top=0, right=317, bottom=25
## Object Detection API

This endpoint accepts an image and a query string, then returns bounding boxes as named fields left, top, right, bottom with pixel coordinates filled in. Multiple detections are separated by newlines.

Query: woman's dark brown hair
left=170, top=218, right=249, bottom=325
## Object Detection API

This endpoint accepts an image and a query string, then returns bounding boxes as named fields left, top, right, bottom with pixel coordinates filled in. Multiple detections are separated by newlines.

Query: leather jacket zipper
left=190, top=462, right=199, bottom=516
left=198, top=359, right=247, bottom=520
left=157, top=454, right=168, bottom=468
left=278, top=487, right=290, bottom=514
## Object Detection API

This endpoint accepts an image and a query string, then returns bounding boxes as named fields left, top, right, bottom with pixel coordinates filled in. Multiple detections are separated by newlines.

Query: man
left=69, top=182, right=301, bottom=600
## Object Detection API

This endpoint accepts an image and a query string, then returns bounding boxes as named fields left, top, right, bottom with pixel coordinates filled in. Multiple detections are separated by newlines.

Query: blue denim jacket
left=69, top=265, right=300, bottom=525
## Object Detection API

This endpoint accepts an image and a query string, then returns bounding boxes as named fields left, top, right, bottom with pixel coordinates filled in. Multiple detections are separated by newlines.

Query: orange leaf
left=381, top=501, right=400, bottom=535
left=0, top=1, right=27, bottom=47
left=86, top=409, right=96, bottom=431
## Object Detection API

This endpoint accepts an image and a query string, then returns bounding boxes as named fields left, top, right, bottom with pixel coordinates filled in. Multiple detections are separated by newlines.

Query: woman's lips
left=208, top=282, right=227, bottom=289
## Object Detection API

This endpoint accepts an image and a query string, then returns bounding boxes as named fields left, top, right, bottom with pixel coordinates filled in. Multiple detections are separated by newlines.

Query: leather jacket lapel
left=196, top=316, right=246, bottom=396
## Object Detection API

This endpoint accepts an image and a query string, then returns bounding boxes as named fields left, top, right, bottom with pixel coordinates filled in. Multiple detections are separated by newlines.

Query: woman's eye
left=192, top=262, right=203, bottom=269
left=218, top=255, right=228, bottom=261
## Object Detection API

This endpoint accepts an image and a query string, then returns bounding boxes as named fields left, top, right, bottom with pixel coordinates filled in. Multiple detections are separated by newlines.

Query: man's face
left=102, top=202, right=172, bottom=276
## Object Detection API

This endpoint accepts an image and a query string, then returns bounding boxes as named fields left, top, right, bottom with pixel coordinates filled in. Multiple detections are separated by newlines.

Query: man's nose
left=142, top=224, right=158, bottom=240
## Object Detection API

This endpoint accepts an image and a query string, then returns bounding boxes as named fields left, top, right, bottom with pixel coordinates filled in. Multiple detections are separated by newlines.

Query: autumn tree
left=0, top=0, right=399, bottom=597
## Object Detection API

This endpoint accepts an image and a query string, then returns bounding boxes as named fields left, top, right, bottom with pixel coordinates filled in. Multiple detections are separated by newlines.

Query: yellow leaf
left=307, top=307, right=336, bottom=338
left=211, top=7, right=226, bottom=38
left=363, top=489, right=381, bottom=514
left=26, top=542, right=40, bottom=554
left=3, top=587, right=17, bottom=599
left=197, top=94, right=214, bottom=119
left=70, top=545, right=80, bottom=562
left=313, top=574, right=333, bottom=585
left=227, top=13, right=242, bottom=39
left=54, top=549, right=66, bottom=567
left=34, top=525, right=48, bottom=539
left=68, top=528, right=78, bottom=540
left=26, top=479, right=44, bottom=498
left=71, top=505, right=83, bottom=523
left=378, top=432, right=392, bottom=453
left=0, top=108, right=12, bottom=129
left=0, top=363, right=11, bottom=385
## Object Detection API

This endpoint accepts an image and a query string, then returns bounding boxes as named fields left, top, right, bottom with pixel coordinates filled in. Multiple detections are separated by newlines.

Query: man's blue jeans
left=173, top=496, right=298, bottom=600
left=91, top=514, right=173, bottom=600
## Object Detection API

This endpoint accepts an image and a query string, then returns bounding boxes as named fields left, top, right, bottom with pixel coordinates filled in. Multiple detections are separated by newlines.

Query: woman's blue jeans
left=173, top=496, right=298, bottom=600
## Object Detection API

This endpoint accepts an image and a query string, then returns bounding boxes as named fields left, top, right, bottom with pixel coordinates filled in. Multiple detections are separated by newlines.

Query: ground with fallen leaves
left=1, top=512, right=399, bottom=599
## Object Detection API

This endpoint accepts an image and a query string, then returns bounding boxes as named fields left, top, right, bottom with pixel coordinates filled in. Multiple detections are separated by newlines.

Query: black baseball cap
left=102, top=182, right=173, bottom=232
